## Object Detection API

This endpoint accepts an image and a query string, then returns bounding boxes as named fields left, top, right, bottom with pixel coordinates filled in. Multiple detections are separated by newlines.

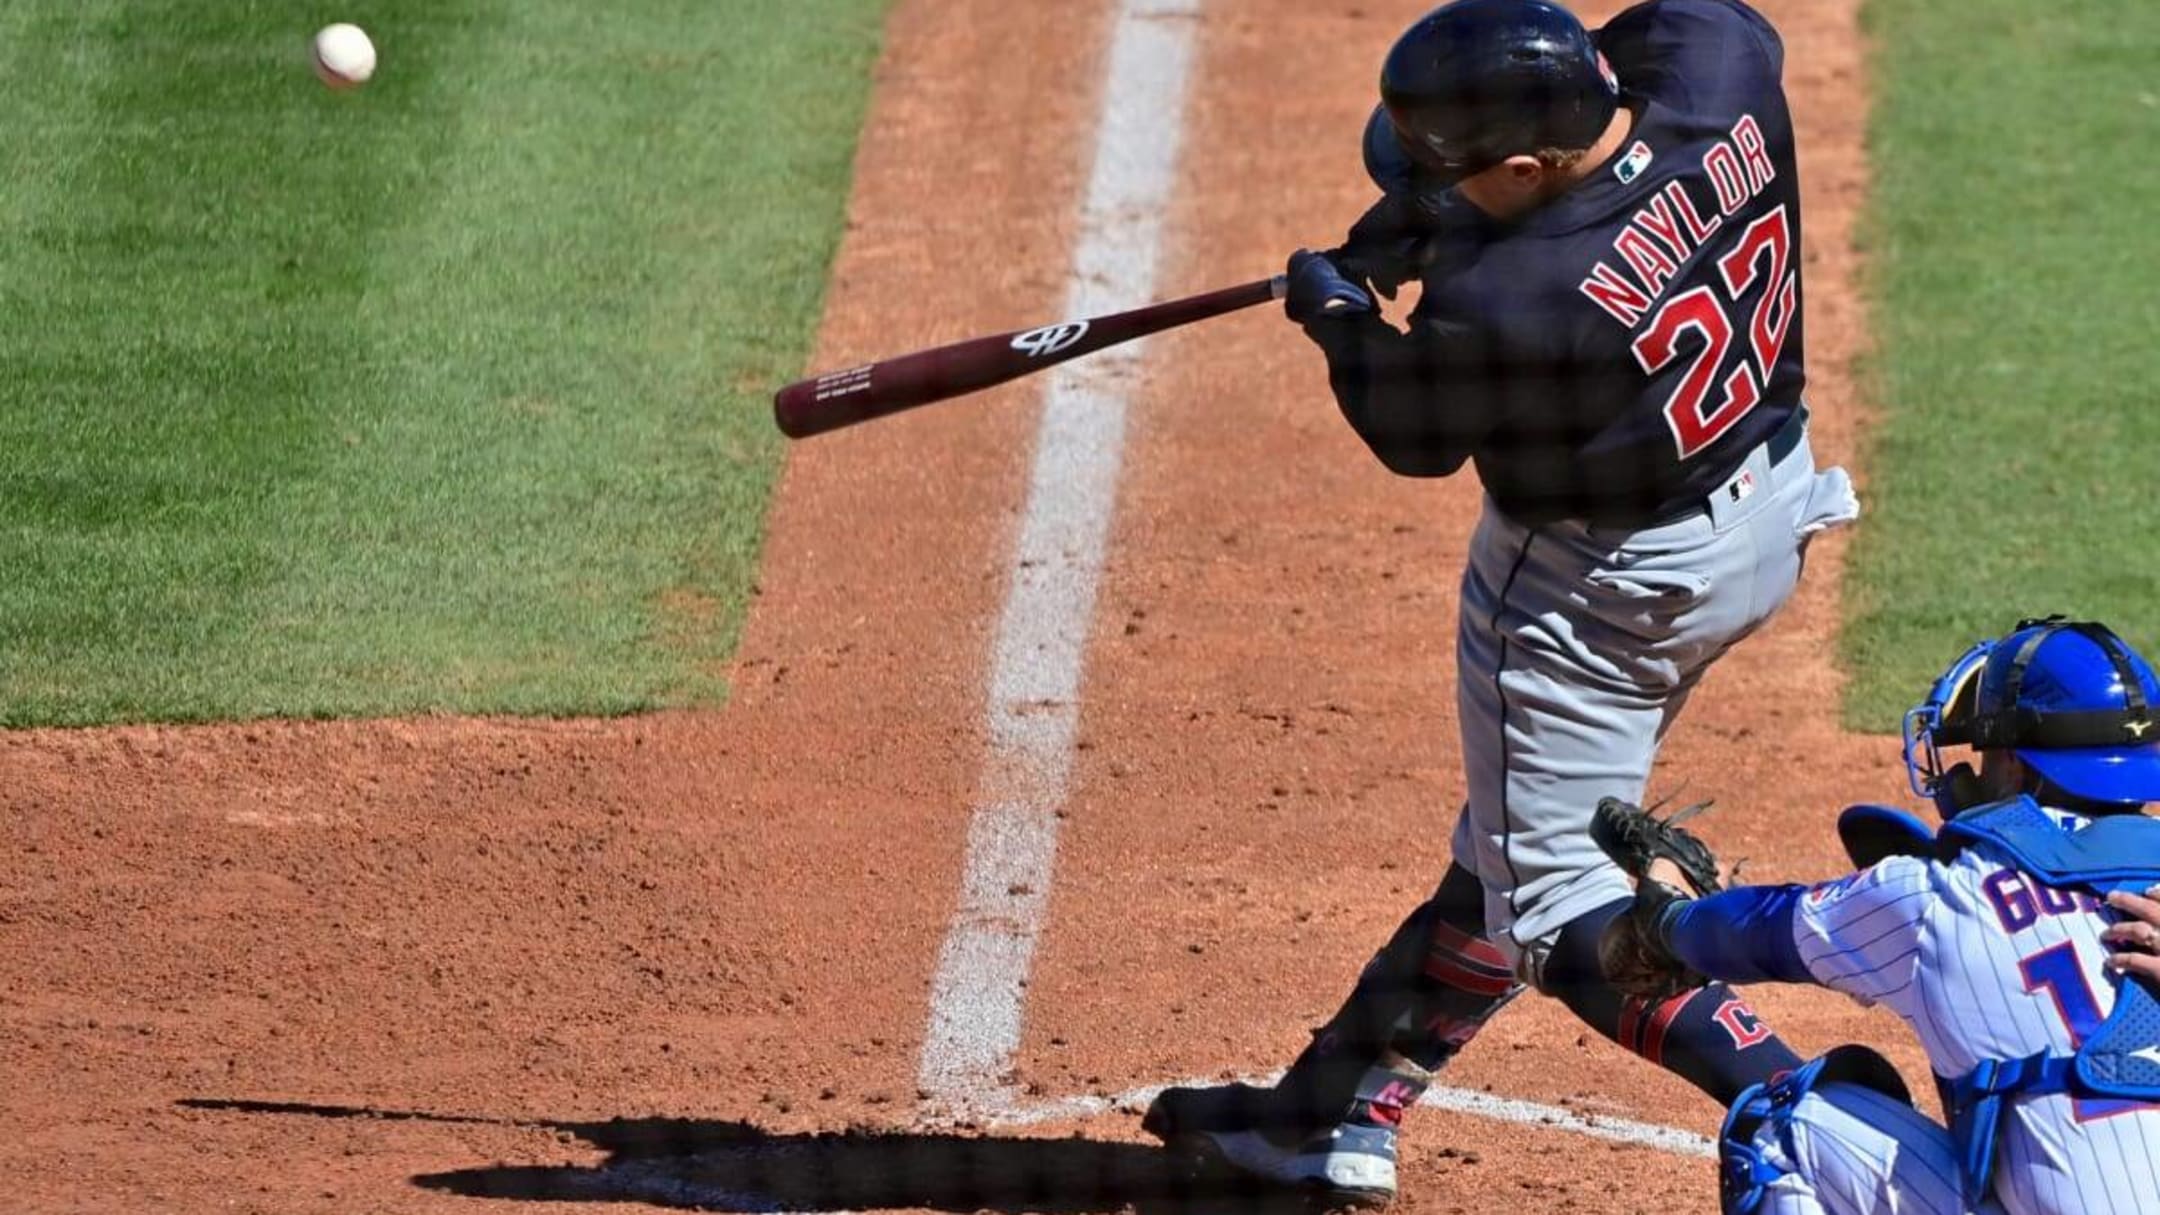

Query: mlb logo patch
left=1728, top=469, right=1757, bottom=504
left=1615, top=140, right=1654, bottom=184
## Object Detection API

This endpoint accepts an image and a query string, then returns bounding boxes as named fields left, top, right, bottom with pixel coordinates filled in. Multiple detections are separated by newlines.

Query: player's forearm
left=1300, top=316, right=1476, bottom=477
left=1656, top=883, right=1813, bottom=985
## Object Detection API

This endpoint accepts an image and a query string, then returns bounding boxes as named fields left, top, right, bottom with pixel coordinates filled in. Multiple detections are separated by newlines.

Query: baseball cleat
left=1142, top=1081, right=1399, bottom=1209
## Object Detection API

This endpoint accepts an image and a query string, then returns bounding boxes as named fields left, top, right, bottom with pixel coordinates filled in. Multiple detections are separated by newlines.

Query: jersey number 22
left=1631, top=204, right=1796, bottom=461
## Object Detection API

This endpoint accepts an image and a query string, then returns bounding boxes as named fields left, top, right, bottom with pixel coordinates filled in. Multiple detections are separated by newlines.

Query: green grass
left=1842, top=0, right=2160, bottom=728
left=0, top=0, right=885, bottom=725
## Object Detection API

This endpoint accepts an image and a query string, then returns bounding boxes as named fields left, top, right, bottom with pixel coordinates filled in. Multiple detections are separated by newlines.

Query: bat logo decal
left=1010, top=321, right=1090, bottom=359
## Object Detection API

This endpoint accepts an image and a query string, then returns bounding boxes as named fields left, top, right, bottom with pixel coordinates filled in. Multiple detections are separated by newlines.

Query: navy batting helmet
left=1379, top=0, right=1619, bottom=186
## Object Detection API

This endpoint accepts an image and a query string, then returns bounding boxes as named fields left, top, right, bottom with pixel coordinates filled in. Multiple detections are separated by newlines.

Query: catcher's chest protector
left=1938, top=797, right=2160, bottom=1195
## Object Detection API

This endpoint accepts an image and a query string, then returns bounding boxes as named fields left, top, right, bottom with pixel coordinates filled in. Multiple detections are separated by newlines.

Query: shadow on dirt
left=179, top=1098, right=1333, bottom=1214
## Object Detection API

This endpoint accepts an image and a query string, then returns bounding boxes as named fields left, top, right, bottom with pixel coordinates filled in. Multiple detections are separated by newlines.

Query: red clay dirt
left=0, top=2, right=1900, bottom=1214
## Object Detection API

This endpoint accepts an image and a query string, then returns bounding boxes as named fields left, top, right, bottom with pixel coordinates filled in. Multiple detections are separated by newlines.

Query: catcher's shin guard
left=1720, top=1046, right=1914, bottom=1215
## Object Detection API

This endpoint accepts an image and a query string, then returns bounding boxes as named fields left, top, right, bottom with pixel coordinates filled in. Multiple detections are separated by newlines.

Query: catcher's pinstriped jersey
left=1796, top=820, right=2160, bottom=1215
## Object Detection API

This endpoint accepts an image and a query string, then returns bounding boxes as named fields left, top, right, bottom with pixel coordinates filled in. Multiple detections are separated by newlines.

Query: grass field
left=1843, top=0, right=2160, bottom=727
left=0, top=0, right=884, bottom=726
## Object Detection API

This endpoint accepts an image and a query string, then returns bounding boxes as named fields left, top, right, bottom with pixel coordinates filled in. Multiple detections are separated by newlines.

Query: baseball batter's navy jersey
left=1311, top=0, right=1806, bottom=526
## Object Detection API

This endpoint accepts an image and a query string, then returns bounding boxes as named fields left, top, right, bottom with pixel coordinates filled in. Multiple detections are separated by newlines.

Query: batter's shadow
left=179, top=1098, right=1329, bottom=1214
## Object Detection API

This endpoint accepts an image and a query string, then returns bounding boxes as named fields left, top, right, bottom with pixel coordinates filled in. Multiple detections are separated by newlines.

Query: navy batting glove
left=1284, top=249, right=1376, bottom=325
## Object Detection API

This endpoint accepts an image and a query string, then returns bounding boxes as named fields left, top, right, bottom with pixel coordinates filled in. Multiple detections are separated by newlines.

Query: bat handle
left=1268, top=274, right=1288, bottom=301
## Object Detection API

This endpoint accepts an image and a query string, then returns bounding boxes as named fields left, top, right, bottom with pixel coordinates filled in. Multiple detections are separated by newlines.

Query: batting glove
left=1284, top=249, right=1377, bottom=325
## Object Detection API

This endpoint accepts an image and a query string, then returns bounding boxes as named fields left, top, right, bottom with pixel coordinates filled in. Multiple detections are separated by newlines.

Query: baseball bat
left=773, top=275, right=1289, bottom=439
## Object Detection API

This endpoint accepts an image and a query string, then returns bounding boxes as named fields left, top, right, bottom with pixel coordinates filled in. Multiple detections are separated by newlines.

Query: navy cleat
left=1141, top=1066, right=1424, bottom=1209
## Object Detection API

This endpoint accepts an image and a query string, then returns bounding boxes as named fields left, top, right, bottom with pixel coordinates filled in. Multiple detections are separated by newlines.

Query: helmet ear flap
left=1363, top=105, right=1420, bottom=197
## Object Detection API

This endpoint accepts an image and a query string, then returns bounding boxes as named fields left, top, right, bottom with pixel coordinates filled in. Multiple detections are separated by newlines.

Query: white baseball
left=312, top=23, right=377, bottom=91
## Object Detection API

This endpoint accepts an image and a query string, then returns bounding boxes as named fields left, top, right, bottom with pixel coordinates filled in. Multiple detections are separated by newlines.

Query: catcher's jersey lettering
left=2015, top=941, right=2146, bottom=1124
left=1794, top=840, right=2160, bottom=1214
left=1984, top=867, right=2104, bottom=933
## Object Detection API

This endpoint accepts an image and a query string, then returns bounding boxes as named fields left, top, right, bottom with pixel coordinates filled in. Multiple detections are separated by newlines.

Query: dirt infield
left=0, top=2, right=1905, bottom=1213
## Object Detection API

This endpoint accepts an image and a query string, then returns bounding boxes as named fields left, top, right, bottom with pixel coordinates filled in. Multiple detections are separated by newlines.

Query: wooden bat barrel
left=774, top=276, right=1286, bottom=439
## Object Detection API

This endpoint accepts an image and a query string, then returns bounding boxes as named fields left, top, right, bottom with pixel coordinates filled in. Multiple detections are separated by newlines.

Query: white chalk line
left=582, top=1076, right=1712, bottom=1211
left=914, top=0, right=1205, bottom=1119
left=988, top=1073, right=1717, bottom=1159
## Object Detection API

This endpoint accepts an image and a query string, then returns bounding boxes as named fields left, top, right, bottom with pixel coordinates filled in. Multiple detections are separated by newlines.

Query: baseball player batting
left=1144, top=0, right=1859, bottom=1205
left=1593, top=617, right=2160, bottom=1214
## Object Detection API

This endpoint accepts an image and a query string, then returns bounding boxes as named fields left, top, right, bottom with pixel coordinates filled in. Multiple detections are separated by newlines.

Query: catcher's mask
left=1904, top=617, right=2160, bottom=817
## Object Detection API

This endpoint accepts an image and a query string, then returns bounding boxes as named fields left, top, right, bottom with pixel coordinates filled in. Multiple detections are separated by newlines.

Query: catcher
left=1595, top=617, right=2160, bottom=1214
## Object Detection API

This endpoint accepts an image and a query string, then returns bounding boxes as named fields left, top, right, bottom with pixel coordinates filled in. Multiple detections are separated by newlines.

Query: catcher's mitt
left=1591, top=796, right=1726, bottom=1000
left=1590, top=795, right=1725, bottom=897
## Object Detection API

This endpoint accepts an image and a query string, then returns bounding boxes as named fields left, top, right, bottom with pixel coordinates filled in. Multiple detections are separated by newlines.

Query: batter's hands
left=1284, top=249, right=1376, bottom=324
left=2104, top=886, right=2160, bottom=984
left=1329, top=193, right=1432, bottom=301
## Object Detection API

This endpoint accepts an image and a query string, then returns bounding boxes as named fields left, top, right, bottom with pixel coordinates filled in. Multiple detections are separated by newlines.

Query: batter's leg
left=1543, top=895, right=1799, bottom=1103
left=1144, top=863, right=1523, bottom=1208
left=1272, top=862, right=1524, bottom=1128
left=1450, top=449, right=1849, bottom=1103
left=1451, top=445, right=1848, bottom=975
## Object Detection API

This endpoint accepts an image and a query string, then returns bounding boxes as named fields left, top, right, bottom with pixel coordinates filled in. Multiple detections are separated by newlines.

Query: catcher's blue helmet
left=1378, top=0, right=1619, bottom=186
left=1905, top=618, right=2160, bottom=813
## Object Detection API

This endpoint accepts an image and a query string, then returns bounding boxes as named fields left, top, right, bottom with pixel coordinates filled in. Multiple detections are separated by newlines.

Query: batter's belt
left=1629, top=406, right=1809, bottom=530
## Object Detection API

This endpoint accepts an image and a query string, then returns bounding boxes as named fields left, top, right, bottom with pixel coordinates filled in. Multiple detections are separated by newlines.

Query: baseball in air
left=312, top=23, right=377, bottom=90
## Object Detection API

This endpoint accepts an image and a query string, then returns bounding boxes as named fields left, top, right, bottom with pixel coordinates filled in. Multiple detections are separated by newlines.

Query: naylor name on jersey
left=1577, top=114, right=1781, bottom=329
